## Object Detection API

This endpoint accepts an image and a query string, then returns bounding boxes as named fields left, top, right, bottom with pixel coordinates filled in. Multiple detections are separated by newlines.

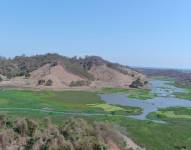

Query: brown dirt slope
left=89, top=64, right=147, bottom=88
left=0, top=64, right=84, bottom=89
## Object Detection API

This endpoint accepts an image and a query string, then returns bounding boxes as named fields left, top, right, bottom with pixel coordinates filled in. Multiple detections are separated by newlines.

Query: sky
left=0, top=0, right=191, bottom=69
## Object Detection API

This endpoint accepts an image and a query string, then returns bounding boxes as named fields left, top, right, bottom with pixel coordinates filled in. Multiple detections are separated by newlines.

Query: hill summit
left=0, top=53, right=147, bottom=90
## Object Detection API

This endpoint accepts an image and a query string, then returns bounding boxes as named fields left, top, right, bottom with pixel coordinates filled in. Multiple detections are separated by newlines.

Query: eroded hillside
left=0, top=54, right=147, bottom=90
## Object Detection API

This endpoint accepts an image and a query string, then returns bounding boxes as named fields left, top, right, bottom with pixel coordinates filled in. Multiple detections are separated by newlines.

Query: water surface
left=100, top=80, right=191, bottom=120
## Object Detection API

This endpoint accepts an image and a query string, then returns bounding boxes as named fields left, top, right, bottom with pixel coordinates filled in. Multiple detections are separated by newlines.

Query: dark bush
left=13, top=119, right=28, bottom=136
left=24, top=72, right=30, bottom=79
left=0, top=115, right=6, bottom=128
left=45, top=79, right=53, bottom=86
left=38, top=80, right=45, bottom=85
left=144, top=81, right=148, bottom=85
left=129, top=78, right=144, bottom=88
left=25, top=138, right=36, bottom=150
left=70, top=80, right=90, bottom=87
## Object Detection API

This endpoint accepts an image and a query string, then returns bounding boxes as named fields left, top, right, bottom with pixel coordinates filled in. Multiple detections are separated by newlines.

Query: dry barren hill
left=0, top=54, right=147, bottom=90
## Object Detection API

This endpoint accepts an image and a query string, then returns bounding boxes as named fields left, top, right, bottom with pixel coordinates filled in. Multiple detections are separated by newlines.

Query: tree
left=129, top=78, right=144, bottom=88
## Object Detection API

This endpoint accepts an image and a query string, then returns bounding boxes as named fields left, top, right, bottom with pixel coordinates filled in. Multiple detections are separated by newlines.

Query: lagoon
left=100, top=80, right=191, bottom=120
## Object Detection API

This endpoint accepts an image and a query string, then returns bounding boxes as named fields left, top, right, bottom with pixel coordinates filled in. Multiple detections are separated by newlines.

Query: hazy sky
left=0, top=0, right=191, bottom=69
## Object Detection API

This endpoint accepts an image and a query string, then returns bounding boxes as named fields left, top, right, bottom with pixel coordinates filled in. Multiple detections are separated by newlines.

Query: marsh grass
left=175, top=90, right=191, bottom=100
left=148, top=107, right=191, bottom=121
left=0, top=89, right=141, bottom=116
left=101, top=87, right=154, bottom=100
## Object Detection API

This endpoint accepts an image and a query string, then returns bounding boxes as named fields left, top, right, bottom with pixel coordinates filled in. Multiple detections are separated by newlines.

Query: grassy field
left=101, top=87, right=154, bottom=100
left=0, top=89, right=142, bottom=115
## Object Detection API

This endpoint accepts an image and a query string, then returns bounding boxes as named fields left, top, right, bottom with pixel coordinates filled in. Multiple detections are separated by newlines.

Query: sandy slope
left=30, top=64, right=83, bottom=85
left=89, top=64, right=146, bottom=88
left=0, top=64, right=84, bottom=89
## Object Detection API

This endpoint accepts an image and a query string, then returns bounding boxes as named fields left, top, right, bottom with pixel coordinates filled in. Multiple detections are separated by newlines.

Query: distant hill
left=0, top=54, right=147, bottom=90
left=134, top=67, right=191, bottom=87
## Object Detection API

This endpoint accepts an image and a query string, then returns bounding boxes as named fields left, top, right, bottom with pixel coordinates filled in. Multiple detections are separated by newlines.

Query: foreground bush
left=0, top=116, right=127, bottom=150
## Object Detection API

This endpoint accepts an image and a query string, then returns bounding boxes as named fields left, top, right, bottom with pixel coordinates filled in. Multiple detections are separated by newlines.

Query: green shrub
left=70, top=80, right=91, bottom=87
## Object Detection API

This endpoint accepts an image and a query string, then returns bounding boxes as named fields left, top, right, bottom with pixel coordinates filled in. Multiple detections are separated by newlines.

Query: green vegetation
left=1, top=107, right=191, bottom=150
left=0, top=89, right=141, bottom=115
left=148, top=107, right=191, bottom=121
left=1, top=88, right=191, bottom=149
left=174, top=88, right=191, bottom=100
left=89, top=115, right=191, bottom=150
left=175, top=92, right=191, bottom=100
left=87, top=104, right=141, bottom=115
left=87, top=103, right=126, bottom=112
left=0, top=90, right=103, bottom=112
left=102, top=87, right=154, bottom=100
left=151, top=110, right=191, bottom=120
